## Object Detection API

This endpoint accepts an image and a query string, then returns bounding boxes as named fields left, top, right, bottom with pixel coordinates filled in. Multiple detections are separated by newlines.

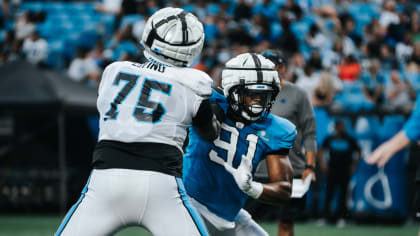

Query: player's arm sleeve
left=192, top=98, right=220, bottom=142
left=403, top=93, right=420, bottom=141
left=297, top=89, right=317, bottom=153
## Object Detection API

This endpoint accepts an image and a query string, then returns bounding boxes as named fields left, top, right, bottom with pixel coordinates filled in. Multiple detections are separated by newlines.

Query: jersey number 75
left=104, top=72, right=172, bottom=123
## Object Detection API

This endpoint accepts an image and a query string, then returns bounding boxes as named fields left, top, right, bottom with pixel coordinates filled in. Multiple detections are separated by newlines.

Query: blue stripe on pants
left=55, top=172, right=92, bottom=236
left=175, top=177, right=209, bottom=236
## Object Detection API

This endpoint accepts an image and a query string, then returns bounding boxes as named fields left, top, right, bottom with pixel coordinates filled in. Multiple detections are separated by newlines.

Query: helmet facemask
left=227, top=83, right=278, bottom=122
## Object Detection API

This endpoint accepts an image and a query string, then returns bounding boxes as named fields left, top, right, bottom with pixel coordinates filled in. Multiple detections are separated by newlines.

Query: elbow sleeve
left=193, top=99, right=221, bottom=141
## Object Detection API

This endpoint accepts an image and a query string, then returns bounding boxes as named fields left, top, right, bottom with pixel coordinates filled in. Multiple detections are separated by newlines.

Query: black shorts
left=244, top=193, right=307, bottom=221
left=275, top=195, right=307, bottom=221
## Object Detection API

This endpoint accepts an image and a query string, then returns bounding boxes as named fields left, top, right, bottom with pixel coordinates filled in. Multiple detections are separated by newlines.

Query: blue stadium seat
left=269, top=22, right=282, bottom=42
left=20, top=2, right=43, bottom=12
left=379, top=115, right=406, bottom=142
left=314, top=107, right=330, bottom=146
left=182, top=4, right=195, bottom=13
left=120, top=14, right=144, bottom=28
left=206, top=3, right=220, bottom=16
left=45, top=39, right=66, bottom=68
left=204, top=23, right=219, bottom=43
left=291, top=21, right=310, bottom=41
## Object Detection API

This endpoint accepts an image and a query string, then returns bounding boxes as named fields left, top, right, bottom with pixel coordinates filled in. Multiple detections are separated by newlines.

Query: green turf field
left=0, top=215, right=418, bottom=236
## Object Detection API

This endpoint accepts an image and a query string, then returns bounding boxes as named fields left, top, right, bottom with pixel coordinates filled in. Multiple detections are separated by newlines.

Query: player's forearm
left=387, top=131, right=411, bottom=154
left=258, top=181, right=292, bottom=203
left=258, top=154, right=293, bottom=203
left=305, top=151, right=316, bottom=167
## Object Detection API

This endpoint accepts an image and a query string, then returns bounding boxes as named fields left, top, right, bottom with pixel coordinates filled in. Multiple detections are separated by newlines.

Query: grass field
left=0, top=215, right=418, bottom=236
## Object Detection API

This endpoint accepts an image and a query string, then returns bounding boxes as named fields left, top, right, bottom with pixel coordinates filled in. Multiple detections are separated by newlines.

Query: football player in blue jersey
left=183, top=53, right=297, bottom=236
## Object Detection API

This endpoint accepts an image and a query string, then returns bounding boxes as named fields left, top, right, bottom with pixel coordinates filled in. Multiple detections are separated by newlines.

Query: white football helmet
left=222, top=53, right=280, bottom=122
left=141, top=7, right=205, bottom=67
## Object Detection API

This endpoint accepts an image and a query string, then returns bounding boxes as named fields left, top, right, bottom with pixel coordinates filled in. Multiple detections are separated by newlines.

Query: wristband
left=246, top=181, right=263, bottom=199
left=305, top=164, right=315, bottom=170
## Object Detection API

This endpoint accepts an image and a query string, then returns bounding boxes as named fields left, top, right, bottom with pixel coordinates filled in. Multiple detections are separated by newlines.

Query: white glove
left=224, top=155, right=263, bottom=199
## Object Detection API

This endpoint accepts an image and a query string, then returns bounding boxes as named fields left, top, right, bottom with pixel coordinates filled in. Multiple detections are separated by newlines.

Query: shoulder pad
left=254, top=114, right=296, bottom=152
left=171, top=68, right=213, bottom=98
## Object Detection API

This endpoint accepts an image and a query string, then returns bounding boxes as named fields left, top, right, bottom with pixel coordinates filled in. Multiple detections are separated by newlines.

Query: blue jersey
left=183, top=90, right=296, bottom=221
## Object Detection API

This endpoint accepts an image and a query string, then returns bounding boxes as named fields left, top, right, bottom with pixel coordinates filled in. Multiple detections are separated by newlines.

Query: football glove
left=224, top=155, right=263, bottom=199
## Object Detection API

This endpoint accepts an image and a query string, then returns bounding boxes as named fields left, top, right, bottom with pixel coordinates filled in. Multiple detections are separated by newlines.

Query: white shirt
left=97, top=61, right=213, bottom=152
left=379, top=10, right=400, bottom=27
left=22, top=37, right=48, bottom=64
left=396, top=42, right=413, bottom=62
left=67, top=57, right=100, bottom=82
left=295, top=72, right=321, bottom=101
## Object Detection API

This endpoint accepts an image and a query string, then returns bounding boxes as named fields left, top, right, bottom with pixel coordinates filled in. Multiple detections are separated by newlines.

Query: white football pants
left=55, top=169, right=209, bottom=236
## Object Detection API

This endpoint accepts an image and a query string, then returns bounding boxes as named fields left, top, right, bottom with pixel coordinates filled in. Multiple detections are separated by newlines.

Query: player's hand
left=224, top=155, right=263, bottom=199
left=224, top=155, right=253, bottom=192
left=366, top=141, right=393, bottom=167
left=302, top=168, right=316, bottom=182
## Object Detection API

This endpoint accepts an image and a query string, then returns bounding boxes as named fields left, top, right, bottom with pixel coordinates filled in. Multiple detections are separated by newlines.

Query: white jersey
left=97, top=61, right=213, bottom=152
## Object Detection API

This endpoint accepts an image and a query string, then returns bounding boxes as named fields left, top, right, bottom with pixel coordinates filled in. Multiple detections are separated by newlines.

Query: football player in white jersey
left=55, top=7, right=219, bottom=236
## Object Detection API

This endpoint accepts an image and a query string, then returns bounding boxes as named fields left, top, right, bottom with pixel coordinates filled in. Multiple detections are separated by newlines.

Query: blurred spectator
left=404, top=59, right=420, bottom=93
left=379, top=44, right=398, bottom=71
left=410, top=12, right=420, bottom=43
left=21, top=30, right=48, bottom=67
left=379, top=0, right=399, bottom=28
left=323, top=39, right=344, bottom=71
left=104, top=24, right=141, bottom=61
left=67, top=47, right=101, bottom=86
left=14, top=11, right=36, bottom=41
left=361, top=59, right=385, bottom=104
left=385, top=70, right=414, bottom=112
left=0, top=30, right=19, bottom=65
left=343, top=16, right=362, bottom=47
left=132, top=14, right=148, bottom=42
left=313, top=71, right=340, bottom=107
left=249, top=14, right=270, bottom=43
left=365, top=19, right=387, bottom=58
left=305, top=24, right=328, bottom=52
left=307, top=50, right=323, bottom=71
left=88, top=40, right=108, bottom=69
left=95, top=0, right=122, bottom=14
left=336, top=28, right=356, bottom=57
left=282, top=0, right=303, bottom=21
left=234, top=0, right=252, bottom=22
left=409, top=42, right=420, bottom=66
left=296, top=64, right=321, bottom=100
left=338, top=54, right=361, bottom=82
left=396, top=32, right=413, bottom=63
left=357, top=43, right=371, bottom=70
left=277, top=15, right=299, bottom=57
left=318, top=119, right=361, bottom=227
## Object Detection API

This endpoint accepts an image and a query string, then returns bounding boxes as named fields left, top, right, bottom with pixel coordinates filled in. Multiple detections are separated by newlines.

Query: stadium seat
left=314, top=107, right=330, bottom=146
left=120, top=14, right=144, bottom=28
